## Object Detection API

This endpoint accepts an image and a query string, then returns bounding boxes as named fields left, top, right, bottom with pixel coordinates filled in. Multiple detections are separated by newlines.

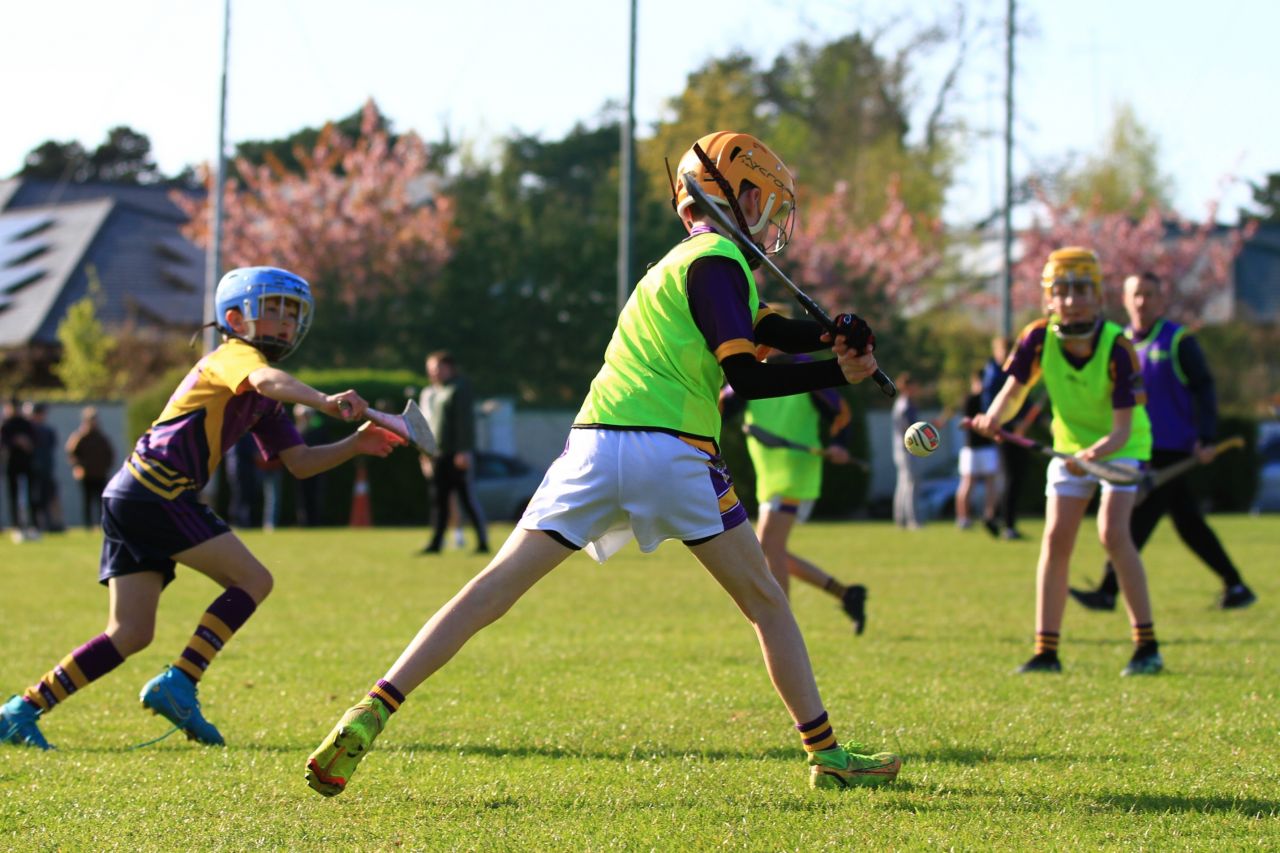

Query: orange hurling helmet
left=674, top=131, right=797, bottom=255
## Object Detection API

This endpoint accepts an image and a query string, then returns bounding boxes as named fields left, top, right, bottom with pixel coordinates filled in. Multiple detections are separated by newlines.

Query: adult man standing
left=890, top=372, right=923, bottom=529
left=1, top=399, right=36, bottom=538
left=65, top=407, right=115, bottom=529
left=26, top=403, right=64, bottom=532
left=1070, top=272, right=1256, bottom=611
left=418, top=351, right=489, bottom=554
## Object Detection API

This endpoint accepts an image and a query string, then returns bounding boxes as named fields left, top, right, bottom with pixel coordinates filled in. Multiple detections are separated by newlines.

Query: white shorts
left=519, top=428, right=747, bottom=563
left=958, top=446, right=999, bottom=477
left=761, top=496, right=815, bottom=523
left=1045, top=457, right=1143, bottom=499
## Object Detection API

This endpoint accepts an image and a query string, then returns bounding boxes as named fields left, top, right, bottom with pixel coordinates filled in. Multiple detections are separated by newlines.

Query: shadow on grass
left=1097, top=792, right=1279, bottom=817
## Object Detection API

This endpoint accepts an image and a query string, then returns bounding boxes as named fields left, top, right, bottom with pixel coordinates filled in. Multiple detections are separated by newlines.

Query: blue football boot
left=0, top=695, right=54, bottom=750
left=139, top=668, right=225, bottom=746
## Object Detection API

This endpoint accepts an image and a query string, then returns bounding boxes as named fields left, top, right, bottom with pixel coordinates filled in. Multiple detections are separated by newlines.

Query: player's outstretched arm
left=246, top=366, right=367, bottom=422
left=279, top=423, right=405, bottom=480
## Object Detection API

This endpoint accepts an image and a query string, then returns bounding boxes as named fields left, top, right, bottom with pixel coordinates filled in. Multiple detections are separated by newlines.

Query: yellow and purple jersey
left=104, top=339, right=303, bottom=501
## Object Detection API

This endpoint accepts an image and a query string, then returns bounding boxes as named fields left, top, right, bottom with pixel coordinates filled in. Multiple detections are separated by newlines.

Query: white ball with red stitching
left=903, top=421, right=941, bottom=457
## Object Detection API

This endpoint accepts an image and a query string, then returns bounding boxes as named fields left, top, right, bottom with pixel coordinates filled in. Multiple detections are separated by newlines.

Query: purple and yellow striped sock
left=368, top=679, right=405, bottom=714
left=796, top=710, right=838, bottom=754
left=22, top=634, right=125, bottom=714
left=1035, top=631, right=1060, bottom=656
left=1131, top=622, right=1156, bottom=648
left=173, top=587, right=257, bottom=683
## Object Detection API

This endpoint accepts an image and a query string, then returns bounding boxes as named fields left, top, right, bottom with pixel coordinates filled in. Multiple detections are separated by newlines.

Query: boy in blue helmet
left=0, top=266, right=405, bottom=750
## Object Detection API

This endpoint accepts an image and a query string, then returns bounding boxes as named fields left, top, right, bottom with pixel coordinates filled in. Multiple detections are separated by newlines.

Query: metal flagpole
left=1000, top=0, right=1016, bottom=341
left=204, top=0, right=231, bottom=354
left=617, top=0, right=637, bottom=316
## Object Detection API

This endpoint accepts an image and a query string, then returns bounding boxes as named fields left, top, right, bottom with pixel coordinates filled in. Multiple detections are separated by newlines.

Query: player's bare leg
left=1097, top=490, right=1151, bottom=625
left=383, top=529, right=572, bottom=692
left=688, top=524, right=824, bottom=723
left=688, top=524, right=897, bottom=787
left=105, top=573, right=164, bottom=656
left=135, top=533, right=273, bottom=746
left=176, top=532, right=274, bottom=604
left=307, top=528, right=573, bottom=796
left=784, top=554, right=868, bottom=635
left=1018, top=494, right=1088, bottom=673
left=1099, top=489, right=1163, bottom=675
left=755, top=508, right=796, bottom=596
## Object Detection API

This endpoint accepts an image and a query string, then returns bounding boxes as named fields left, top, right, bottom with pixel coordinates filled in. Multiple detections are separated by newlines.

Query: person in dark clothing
left=65, top=407, right=115, bottom=529
left=26, top=403, right=64, bottom=532
left=957, top=371, right=999, bottom=532
left=981, top=337, right=1041, bottom=540
left=418, top=351, right=489, bottom=554
left=1, top=399, right=36, bottom=535
left=293, top=404, right=329, bottom=527
left=1070, top=272, right=1256, bottom=611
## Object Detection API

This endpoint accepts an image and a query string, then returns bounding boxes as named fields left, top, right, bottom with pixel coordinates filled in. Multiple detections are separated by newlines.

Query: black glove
left=833, top=313, right=875, bottom=355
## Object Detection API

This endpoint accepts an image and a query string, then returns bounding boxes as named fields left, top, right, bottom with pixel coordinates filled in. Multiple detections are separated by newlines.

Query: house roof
left=0, top=198, right=112, bottom=347
left=0, top=179, right=206, bottom=349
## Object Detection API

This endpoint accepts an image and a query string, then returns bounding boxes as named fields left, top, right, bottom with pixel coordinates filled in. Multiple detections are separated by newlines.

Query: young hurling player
left=1070, top=272, right=1256, bottom=611
left=0, top=267, right=404, bottom=750
left=971, top=247, right=1164, bottom=677
left=307, top=131, right=901, bottom=795
left=721, top=351, right=869, bottom=633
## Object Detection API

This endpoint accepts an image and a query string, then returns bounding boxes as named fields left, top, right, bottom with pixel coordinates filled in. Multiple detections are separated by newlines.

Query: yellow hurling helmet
left=674, top=131, right=797, bottom=255
left=1041, top=246, right=1102, bottom=292
left=1042, top=246, right=1103, bottom=340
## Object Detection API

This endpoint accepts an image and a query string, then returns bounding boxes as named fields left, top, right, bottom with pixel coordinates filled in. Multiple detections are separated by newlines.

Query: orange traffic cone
left=349, top=461, right=372, bottom=527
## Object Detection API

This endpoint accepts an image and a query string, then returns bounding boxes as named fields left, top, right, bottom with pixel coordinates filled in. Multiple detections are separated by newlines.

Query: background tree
left=1055, top=103, right=1174, bottom=217
left=18, top=140, right=92, bottom=182
left=53, top=267, right=117, bottom=399
left=18, top=126, right=163, bottom=185
left=1244, top=172, right=1280, bottom=224
left=174, top=99, right=455, bottom=371
left=1014, top=188, right=1253, bottom=325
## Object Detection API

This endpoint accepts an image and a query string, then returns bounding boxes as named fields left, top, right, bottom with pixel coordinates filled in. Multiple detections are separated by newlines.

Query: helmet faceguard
left=672, top=131, right=797, bottom=256
left=1042, top=247, right=1102, bottom=341
left=214, top=267, right=314, bottom=362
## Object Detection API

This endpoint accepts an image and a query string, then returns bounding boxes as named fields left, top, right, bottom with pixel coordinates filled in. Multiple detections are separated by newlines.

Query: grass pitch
left=0, top=517, right=1276, bottom=850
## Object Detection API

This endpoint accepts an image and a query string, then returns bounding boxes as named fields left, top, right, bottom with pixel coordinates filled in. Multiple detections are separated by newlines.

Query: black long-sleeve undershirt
left=720, top=353, right=847, bottom=400
left=1175, top=333, right=1218, bottom=442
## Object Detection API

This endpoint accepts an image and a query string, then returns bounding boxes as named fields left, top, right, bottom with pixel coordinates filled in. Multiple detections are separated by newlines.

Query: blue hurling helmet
left=214, top=266, right=314, bottom=362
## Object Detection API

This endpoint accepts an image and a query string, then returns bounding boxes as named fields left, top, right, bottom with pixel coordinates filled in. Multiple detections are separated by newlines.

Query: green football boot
left=305, top=696, right=393, bottom=797
left=809, top=743, right=901, bottom=789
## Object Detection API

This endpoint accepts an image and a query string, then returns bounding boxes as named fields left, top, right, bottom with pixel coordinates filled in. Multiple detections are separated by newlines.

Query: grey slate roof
left=0, top=178, right=206, bottom=348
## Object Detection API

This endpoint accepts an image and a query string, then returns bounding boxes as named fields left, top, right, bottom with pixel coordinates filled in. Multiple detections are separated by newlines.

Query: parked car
left=1252, top=424, right=1280, bottom=513
left=472, top=451, right=546, bottom=520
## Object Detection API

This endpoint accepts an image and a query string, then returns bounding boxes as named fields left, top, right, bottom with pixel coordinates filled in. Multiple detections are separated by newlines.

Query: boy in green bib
left=971, top=247, right=1162, bottom=677
left=307, top=131, right=901, bottom=796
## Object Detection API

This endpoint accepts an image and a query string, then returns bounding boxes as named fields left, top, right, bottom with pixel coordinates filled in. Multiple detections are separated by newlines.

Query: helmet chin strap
left=1051, top=314, right=1102, bottom=341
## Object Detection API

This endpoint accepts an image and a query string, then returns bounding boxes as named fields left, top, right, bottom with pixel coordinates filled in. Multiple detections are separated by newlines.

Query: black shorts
left=99, top=495, right=230, bottom=587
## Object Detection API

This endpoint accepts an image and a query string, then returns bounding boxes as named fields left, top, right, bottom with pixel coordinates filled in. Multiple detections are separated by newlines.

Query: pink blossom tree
left=782, top=176, right=943, bottom=316
left=1013, top=187, right=1254, bottom=325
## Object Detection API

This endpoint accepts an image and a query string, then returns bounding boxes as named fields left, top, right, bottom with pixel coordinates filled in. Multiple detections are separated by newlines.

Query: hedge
left=124, top=367, right=1267, bottom=528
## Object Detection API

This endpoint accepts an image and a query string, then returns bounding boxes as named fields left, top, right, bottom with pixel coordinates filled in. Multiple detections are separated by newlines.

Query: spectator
left=293, top=405, right=328, bottom=527
left=1, top=398, right=37, bottom=539
left=890, top=372, right=923, bottom=529
left=957, top=371, right=999, bottom=532
left=418, top=351, right=489, bottom=555
left=982, top=336, right=1039, bottom=540
left=65, top=407, right=115, bottom=529
left=26, top=403, right=65, bottom=532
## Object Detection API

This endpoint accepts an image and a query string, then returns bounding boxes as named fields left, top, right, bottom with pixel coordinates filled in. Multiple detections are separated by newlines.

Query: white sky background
left=3, top=0, right=1275, bottom=225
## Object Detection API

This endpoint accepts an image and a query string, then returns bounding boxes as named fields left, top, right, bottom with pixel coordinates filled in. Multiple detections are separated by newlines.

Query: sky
left=4, top=0, right=1276, bottom=226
